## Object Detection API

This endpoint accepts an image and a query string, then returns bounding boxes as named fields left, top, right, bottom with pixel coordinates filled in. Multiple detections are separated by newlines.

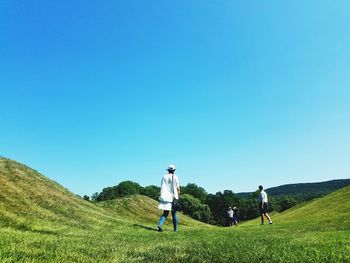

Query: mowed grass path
left=0, top=157, right=349, bottom=262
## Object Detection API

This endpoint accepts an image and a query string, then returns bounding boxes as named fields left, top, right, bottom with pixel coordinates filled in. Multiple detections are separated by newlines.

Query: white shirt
left=258, top=190, right=268, bottom=203
left=159, top=173, right=180, bottom=202
left=227, top=210, right=233, bottom=218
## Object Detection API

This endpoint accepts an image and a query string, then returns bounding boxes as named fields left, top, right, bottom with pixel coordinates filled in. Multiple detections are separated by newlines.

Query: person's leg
left=264, top=213, right=272, bottom=223
left=259, top=203, right=264, bottom=225
left=263, top=203, right=272, bottom=223
left=171, top=210, right=178, bottom=232
left=158, top=210, right=169, bottom=230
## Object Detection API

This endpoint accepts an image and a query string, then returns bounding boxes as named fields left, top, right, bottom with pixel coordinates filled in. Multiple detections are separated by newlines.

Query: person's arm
left=176, top=177, right=180, bottom=196
left=262, top=192, right=266, bottom=208
left=259, top=193, right=263, bottom=208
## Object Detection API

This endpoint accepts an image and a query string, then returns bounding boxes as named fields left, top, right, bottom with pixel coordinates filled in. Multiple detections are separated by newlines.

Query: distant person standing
left=156, top=164, right=180, bottom=232
left=233, top=207, right=238, bottom=226
left=258, top=185, right=273, bottom=225
left=227, top=207, right=234, bottom=226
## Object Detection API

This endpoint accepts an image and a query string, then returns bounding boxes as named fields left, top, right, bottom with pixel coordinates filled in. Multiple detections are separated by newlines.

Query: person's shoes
left=156, top=227, right=163, bottom=232
left=269, top=221, right=273, bottom=224
left=260, top=222, right=264, bottom=225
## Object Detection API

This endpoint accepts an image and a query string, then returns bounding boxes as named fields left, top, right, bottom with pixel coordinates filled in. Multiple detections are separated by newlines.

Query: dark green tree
left=271, top=195, right=302, bottom=212
left=179, top=194, right=212, bottom=223
left=91, top=192, right=99, bottom=202
left=94, top=181, right=143, bottom=201
left=115, top=181, right=143, bottom=197
left=206, top=190, right=240, bottom=226
left=181, top=183, right=208, bottom=203
left=141, top=185, right=160, bottom=200
left=239, top=190, right=260, bottom=221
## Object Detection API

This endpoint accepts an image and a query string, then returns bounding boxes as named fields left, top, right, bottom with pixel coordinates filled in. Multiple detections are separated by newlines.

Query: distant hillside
left=237, top=179, right=350, bottom=200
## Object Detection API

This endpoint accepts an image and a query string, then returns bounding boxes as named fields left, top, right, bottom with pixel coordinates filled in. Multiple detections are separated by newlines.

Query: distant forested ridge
left=237, top=179, right=350, bottom=200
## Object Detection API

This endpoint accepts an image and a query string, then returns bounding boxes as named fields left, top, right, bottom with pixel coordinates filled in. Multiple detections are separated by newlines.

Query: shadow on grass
left=1, top=223, right=58, bottom=236
left=7, top=223, right=59, bottom=236
left=30, top=229, right=58, bottom=236
left=133, top=224, right=157, bottom=231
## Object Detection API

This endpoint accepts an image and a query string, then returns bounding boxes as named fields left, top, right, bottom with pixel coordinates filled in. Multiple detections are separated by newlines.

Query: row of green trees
left=85, top=181, right=305, bottom=226
left=86, top=181, right=160, bottom=202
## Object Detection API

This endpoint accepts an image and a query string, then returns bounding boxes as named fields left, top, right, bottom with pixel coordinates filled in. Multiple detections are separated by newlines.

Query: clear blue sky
left=1, top=1, right=349, bottom=196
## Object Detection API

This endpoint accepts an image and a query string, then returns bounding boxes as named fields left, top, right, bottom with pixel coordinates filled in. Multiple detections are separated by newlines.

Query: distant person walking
left=258, top=185, right=273, bottom=225
left=156, top=164, right=180, bottom=232
left=233, top=206, right=238, bottom=226
left=227, top=207, right=234, bottom=226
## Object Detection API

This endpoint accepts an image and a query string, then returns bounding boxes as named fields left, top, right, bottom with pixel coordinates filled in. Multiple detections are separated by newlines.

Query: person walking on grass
left=233, top=206, right=238, bottom=226
left=258, top=185, right=273, bottom=225
left=227, top=207, right=234, bottom=226
left=156, top=164, right=180, bottom=232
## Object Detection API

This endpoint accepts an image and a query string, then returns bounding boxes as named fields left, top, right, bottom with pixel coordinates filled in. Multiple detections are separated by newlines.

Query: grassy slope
left=0, top=157, right=349, bottom=262
left=276, top=185, right=350, bottom=230
left=243, top=185, right=350, bottom=230
left=0, top=157, right=121, bottom=232
left=0, top=157, right=202, bottom=229
left=97, top=195, right=207, bottom=227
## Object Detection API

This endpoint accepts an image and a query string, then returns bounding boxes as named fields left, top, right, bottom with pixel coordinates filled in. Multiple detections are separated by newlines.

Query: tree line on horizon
left=83, top=180, right=310, bottom=226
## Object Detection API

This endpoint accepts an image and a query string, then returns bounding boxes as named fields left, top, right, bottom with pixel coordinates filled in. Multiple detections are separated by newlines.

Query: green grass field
left=0, top=157, right=349, bottom=262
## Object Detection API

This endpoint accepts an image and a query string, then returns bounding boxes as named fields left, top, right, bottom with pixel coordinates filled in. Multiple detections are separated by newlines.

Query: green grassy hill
left=243, top=185, right=350, bottom=230
left=0, top=157, right=349, bottom=262
left=0, top=157, right=121, bottom=232
left=97, top=195, right=207, bottom=227
left=0, top=157, right=201, bottom=230
left=275, top=185, right=350, bottom=230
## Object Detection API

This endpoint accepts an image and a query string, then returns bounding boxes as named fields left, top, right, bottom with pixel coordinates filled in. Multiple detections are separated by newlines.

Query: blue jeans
left=158, top=210, right=178, bottom=231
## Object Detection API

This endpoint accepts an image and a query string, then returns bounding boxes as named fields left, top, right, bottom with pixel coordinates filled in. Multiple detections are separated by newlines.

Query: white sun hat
left=167, top=164, right=176, bottom=171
